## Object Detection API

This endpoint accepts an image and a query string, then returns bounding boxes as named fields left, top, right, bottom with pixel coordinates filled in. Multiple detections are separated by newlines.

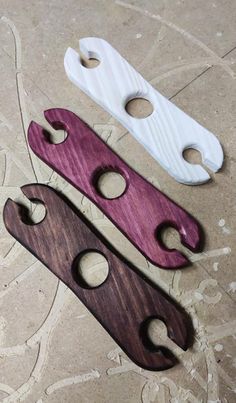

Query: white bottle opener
left=64, top=37, right=223, bottom=185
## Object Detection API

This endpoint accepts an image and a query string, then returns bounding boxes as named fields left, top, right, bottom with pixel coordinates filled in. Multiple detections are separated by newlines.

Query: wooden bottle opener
left=28, top=108, right=201, bottom=269
left=3, top=184, right=190, bottom=371
left=64, top=38, right=223, bottom=185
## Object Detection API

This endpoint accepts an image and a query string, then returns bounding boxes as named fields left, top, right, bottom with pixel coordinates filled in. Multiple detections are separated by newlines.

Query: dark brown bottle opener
left=3, top=184, right=190, bottom=371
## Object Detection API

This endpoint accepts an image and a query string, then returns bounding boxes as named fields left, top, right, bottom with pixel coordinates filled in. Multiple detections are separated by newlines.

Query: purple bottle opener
left=28, top=108, right=201, bottom=268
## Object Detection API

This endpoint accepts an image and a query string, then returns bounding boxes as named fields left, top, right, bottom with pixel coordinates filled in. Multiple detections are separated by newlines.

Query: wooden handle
left=3, top=184, right=190, bottom=371
left=27, top=108, right=201, bottom=268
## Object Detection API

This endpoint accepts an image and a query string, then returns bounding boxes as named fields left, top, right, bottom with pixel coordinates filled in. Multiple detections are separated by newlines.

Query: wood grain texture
left=64, top=38, right=223, bottom=185
left=28, top=108, right=202, bottom=269
left=3, top=184, right=190, bottom=371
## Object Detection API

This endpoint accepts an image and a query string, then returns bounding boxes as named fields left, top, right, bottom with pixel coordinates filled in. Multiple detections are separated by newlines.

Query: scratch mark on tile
left=150, top=57, right=236, bottom=85
left=196, top=279, right=222, bottom=304
left=0, top=260, right=39, bottom=299
left=45, top=369, right=100, bottom=395
left=228, top=282, right=236, bottom=293
left=115, top=1, right=236, bottom=79
left=206, top=320, right=236, bottom=343
left=1, top=282, right=69, bottom=402
left=217, top=364, right=236, bottom=391
left=141, top=380, right=159, bottom=403
left=1, top=16, right=42, bottom=182
left=0, top=384, right=15, bottom=397
left=0, top=112, right=12, bottom=131
left=188, top=247, right=231, bottom=262
left=205, top=346, right=220, bottom=402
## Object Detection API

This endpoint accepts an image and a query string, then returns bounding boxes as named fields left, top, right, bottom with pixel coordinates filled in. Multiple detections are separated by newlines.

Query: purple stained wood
left=28, top=108, right=201, bottom=268
left=3, top=184, right=190, bottom=371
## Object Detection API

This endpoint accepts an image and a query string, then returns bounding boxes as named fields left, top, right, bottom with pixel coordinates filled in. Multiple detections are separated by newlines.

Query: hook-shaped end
left=19, top=184, right=56, bottom=218
left=64, top=39, right=105, bottom=92
left=64, top=47, right=81, bottom=86
left=178, top=142, right=223, bottom=185
left=3, top=198, right=22, bottom=234
left=3, top=185, right=59, bottom=239
left=43, top=108, right=74, bottom=132
left=28, top=120, right=51, bottom=157
left=130, top=293, right=190, bottom=370
left=79, top=37, right=107, bottom=62
left=175, top=118, right=224, bottom=185
left=154, top=216, right=201, bottom=269
left=28, top=110, right=73, bottom=163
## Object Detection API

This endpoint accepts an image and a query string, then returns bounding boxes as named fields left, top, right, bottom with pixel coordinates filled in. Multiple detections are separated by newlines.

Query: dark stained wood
left=3, top=184, right=191, bottom=371
left=27, top=108, right=202, bottom=269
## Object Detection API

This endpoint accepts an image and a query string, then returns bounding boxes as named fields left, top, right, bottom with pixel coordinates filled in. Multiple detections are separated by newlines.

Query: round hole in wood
left=75, top=251, right=109, bottom=288
left=43, top=128, right=67, bottom=144
left=80, top=57, right=100, bottom=69
left=96, top=170, right=126, bottom=199
left=29, top=202, right=46, bottom=224
left=17, top=199, right=46, bottom=225
left=125, top=97, right=153, bottom=119
left=183, top=148, right=202, bottom=165
left=147, top=318, right=168, bottom=346
left=156, top=224, right=183, bottom=253
left=140, top=317, right=169, bottom=352
left=140, top=317, right=178, bottom=366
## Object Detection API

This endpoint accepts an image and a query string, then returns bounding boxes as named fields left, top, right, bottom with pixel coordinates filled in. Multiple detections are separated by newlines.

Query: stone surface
left=0, top=0, right=235, bottom=402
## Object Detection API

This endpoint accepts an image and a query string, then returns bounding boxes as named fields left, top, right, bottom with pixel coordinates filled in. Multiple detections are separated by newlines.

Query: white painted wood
left=64, top=37, right=223, bottom=185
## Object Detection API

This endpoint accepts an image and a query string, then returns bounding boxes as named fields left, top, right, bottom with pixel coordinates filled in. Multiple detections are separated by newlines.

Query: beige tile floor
left=0, top=1, right=235, bottom=402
